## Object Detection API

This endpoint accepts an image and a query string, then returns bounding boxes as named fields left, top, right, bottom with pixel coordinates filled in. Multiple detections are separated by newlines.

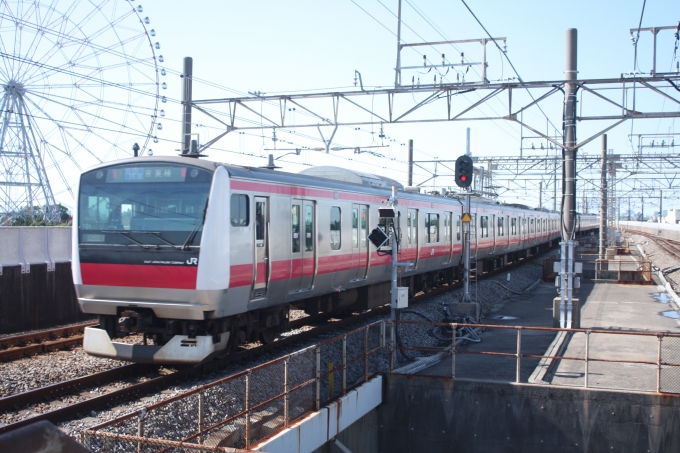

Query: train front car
left=73, top=157, right=232, bottom=364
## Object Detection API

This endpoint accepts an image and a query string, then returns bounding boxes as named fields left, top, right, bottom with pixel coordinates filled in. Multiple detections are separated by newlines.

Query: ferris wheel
left=0, top=0, right=164, bottom=222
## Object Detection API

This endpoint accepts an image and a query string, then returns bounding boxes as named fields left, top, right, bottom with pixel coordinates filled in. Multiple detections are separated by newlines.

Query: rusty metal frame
left=83, top=321, right=387, bottom=451
left=390, top=319, right=680, bottom=391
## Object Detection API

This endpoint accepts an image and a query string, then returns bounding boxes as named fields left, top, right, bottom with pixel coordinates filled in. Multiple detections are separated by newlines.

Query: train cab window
left=305, top=205, right=314, bottom=252
left=456, top=215, right=461, bottom=241
left=498, top=217, right=504, bottom=237
left=426, top=213, right=439, bottom=243
left=511, top=218, right=517, bottom=235
left=480, top=216, right=488, bottom=238
left=292, top=205, right=301, bottom=253
left=231, top=194, right=249, bottom=227
left=352, top=209, right=359, bottom=248
left=330, top=207, right=341, bottom=250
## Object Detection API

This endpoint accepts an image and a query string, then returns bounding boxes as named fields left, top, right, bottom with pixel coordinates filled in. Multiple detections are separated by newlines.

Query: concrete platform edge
left=528, top=330, right=568, bottom=384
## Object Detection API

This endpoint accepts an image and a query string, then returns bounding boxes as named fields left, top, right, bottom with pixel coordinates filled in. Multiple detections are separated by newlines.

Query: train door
left=300, top=201, right=316, bottom=290
left=351, top=204, right=369, bottom=280
left=491, top=214, right=497, bottom=255
left=444, top=212, right=453, bottom=264
left=471, top=213, right=478, bottom=258
left=407, top=209, right=419, bottom=267
left=252, top=197, right=269, bottom=300
left=505, top=215, right=510, bottom=252
left=289, top=200, right=316, bottom=293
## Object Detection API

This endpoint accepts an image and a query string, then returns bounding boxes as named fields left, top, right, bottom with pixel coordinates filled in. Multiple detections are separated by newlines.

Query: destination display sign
left=106, top=166, right=187, bottom=183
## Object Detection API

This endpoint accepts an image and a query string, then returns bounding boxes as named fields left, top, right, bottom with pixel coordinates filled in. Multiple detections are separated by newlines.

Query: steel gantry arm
left=190, top=74, right=680, bottom=153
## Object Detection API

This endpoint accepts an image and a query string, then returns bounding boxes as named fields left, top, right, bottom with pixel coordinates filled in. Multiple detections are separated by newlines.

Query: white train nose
left=83, top=327, right=230, bottom=364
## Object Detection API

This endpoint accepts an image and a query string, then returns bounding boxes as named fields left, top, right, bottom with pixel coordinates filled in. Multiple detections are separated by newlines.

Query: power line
left=460, top=0, right=560, bottom=137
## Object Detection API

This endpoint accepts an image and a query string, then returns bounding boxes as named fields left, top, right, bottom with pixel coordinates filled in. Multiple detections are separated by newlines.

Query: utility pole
left=599, top=134, right=607, bottom=259
left=394, top=0, right=402, bottom=88
left=181, top=57, right=193, bottom=154
left=559, top=28, right=578, bottom=329
left=659, top=189, right=663, bottom=223
left=562, top=28, right=578, bottom=240
left=539, top=181, right=543, bottom=209
left=407, top=139, right=413, bottom=186
left=462, top=192, right=472, bottom=303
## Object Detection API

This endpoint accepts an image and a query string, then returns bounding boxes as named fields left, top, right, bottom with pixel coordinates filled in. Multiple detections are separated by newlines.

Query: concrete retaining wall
left=335, top=374, right=680, bottom=453
left=619, top=221, right=680, bottom=242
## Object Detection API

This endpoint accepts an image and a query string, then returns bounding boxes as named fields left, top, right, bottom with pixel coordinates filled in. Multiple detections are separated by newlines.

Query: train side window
left=456, top=215, right=461, bottom=241
left=360, top=208, right=368, bottom=248
left=480, top=216, right=488, bottom=238
left=255, top=201, right=265, bottom=241
left=498, top=216, right=504, bottom=237
left=511, top=217, right=517, bottom=235
left=305, top=205, right=314, bottom=252
left=292, top=205, right=300, bottom=253
left=426, top=213, right=439, bottom=243
left=352, top=208, right=359, bottom=248
left=230, top=194, right=249, bottom=227
left=330, top=206, right=341, bottom=250
left=445, top=213, right=451, bottom=242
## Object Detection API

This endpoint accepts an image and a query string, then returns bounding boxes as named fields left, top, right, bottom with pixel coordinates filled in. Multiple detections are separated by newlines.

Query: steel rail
left=0, top=322, right=98, bottom=362
left=625, top=229, right=680, bottom=261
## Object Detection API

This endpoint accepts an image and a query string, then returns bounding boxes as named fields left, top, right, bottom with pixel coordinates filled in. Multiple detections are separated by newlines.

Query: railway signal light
left=455, top=155, right=473, bottom=188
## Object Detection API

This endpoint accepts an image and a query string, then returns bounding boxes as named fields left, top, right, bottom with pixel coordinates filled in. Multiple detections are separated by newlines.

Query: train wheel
left=260, top=328, right=280, bottom=345
left=423, top=277, right=432, bottom=293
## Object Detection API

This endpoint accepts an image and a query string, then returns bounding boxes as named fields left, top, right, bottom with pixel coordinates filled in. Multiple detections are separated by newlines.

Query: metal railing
left=81, top=320, right=680, bottom=452
left=389, top=320, right=680, bottom=393
left=82, top=322, right=388, bottom=452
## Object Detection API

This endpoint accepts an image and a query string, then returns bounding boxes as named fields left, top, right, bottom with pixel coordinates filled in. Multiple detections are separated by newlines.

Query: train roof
left=82, top=156, right=581, bottom=216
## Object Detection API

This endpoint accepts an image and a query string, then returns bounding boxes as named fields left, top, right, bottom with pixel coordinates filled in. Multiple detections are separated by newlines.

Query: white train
left=72, top=156, right=598, bottom=363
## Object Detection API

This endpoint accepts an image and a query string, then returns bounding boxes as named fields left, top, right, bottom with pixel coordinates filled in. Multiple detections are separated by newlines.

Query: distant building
left=666, top=209, right=680, bottom=224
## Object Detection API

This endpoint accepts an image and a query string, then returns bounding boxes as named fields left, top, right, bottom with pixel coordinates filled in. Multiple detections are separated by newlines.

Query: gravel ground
left=0, top=349, right=121, bottom=400
left=51, top=254, right=549, bottom=441
left=626, top=233, right=680, bottom=299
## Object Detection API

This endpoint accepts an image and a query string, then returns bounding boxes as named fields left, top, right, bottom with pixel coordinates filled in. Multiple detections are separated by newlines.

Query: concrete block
left=448, top=302, right=481, bottom=322
left=298, top=407, right=329, bottom=453
left=337, top=389, right=359, bottom=432
left=552, top=297, right=580, bottom=328
left=356, top=376, right=382, bottom=417
left=327, top=400, right=338, bottom=439
left=253, top=426, right=299, bottom=453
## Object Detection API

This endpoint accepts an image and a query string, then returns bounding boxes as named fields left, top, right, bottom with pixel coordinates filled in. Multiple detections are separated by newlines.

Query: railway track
left=0, top=249, right=550, bottom=434
left=0, top=322, right=98, bottom=362
left=625, top=229, right=680, bottom=261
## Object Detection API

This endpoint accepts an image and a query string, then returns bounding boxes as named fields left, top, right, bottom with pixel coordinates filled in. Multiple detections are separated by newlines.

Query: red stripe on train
left=80, top=263, right=198, bottom=289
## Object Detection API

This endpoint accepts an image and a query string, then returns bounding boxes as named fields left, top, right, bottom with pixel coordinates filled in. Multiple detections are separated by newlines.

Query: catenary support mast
left=181, top=57, right=193, bottom=154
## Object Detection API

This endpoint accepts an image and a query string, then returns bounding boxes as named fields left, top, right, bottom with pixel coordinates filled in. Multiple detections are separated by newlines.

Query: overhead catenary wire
left=459, top=0, right=560, bottom=139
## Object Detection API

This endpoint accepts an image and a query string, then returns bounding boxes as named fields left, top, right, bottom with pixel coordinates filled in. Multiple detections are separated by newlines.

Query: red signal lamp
left=460, top=175, right=467, bottom=181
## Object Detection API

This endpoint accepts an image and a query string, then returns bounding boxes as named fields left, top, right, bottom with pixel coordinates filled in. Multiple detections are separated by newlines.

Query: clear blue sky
left=146, top=0, right=678, bottom=199
left=44, top=1, right=680, bottom=208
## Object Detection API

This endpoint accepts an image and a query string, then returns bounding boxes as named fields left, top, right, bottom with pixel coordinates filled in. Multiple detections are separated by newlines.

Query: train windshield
left=78, top=163, right=213, bottom=247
